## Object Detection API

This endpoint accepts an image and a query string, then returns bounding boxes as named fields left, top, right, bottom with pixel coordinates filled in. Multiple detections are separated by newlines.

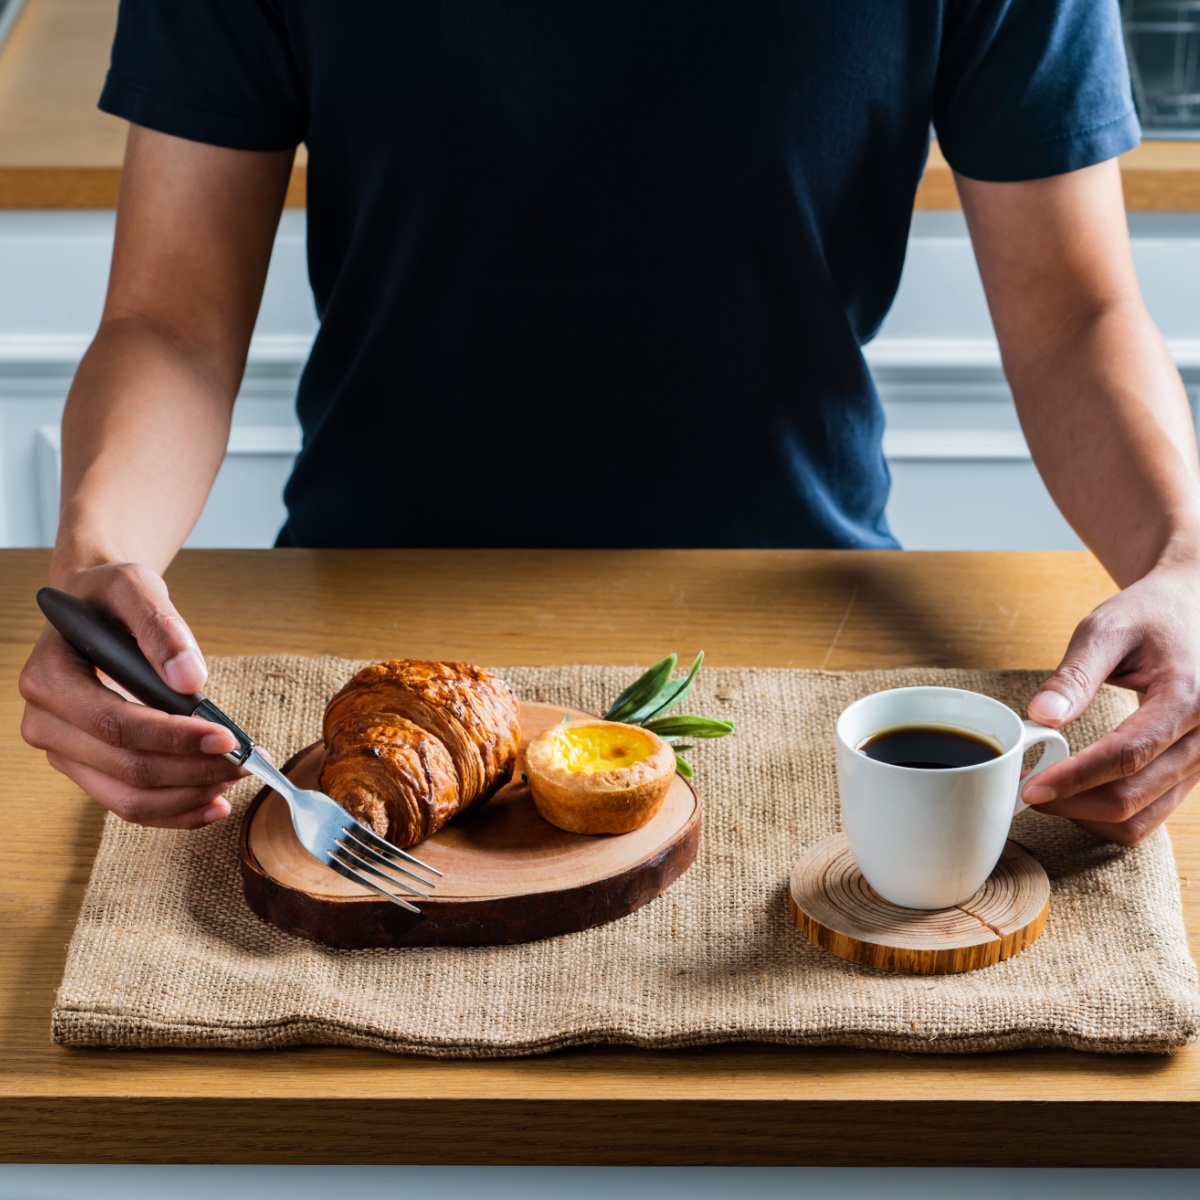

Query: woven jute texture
left=53, top=659, right=1200, bottom=1056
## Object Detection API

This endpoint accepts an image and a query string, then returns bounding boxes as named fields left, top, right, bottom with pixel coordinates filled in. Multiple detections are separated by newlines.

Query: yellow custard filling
left=551, top=724, right=656, bottom=774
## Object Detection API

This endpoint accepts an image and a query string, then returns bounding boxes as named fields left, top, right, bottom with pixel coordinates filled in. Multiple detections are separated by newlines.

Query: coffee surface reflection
left=858, top=725, right=1002, bottom=770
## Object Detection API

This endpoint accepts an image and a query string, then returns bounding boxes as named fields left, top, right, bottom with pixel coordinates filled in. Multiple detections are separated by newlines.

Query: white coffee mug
left=835, top=686, right=1070, bottom=910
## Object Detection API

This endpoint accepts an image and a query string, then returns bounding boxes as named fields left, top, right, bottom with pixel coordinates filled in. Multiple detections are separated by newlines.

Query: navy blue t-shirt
left=99, top=1, right=1138, bottom=549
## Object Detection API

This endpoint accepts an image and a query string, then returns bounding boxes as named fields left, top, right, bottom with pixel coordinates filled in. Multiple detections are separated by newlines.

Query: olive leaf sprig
left=603, top=652, right=734, bottom=779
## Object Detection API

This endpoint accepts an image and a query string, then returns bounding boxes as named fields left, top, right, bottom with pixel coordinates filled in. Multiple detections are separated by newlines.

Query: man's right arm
left=19, top=125, right=295, bottom=830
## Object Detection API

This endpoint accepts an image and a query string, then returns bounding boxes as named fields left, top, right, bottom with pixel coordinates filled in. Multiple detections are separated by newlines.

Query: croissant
left=319, top=659, right=521, bottom=847
left=320, top=711, right=459, bottom=847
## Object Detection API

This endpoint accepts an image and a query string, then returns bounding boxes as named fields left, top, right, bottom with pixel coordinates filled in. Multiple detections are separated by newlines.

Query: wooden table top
left=2, top=548, right=1199, bottom=1167
left=1, top=0, right=1198, bottom=211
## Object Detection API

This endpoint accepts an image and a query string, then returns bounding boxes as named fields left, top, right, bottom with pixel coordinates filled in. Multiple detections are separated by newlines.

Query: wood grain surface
left=0, top=1, right=1197, bottom=211
left=2, top=547, right=1199, bottom=1167
left=241, top=703, right=702, bottom=948
left=790, top=834, right=1050, bottom=974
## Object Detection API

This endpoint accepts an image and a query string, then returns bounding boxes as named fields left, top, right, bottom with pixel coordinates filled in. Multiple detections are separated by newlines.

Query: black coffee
left=859, top=725, right=1001, bottom=770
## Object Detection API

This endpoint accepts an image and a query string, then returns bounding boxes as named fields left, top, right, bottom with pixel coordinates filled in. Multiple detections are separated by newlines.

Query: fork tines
left=325, top=854, right=422, bottom=913
left=328, top=822, right=442, bottom=913
left=350, top=821, right=444, bottom=879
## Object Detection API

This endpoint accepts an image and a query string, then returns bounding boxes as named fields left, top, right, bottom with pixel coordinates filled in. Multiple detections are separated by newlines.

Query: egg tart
left=524, top=720, right=676, bottom=835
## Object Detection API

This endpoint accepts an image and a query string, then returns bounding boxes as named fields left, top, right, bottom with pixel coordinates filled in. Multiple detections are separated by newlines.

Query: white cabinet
left=2, top=209, right=1198, bottom=551
left=872, top=211, right=1200, bottom=549
left=31, top=421, right=301, bottom=547
left=0, top=211, right=312, bottom=548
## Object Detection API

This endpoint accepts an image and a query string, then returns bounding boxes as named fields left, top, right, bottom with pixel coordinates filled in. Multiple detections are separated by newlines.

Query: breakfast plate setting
left=241, top=700, right=702, bottom=947
left=237, top=652, right=726, bottom=948
left=51, top=657, right=1200, bottom=1057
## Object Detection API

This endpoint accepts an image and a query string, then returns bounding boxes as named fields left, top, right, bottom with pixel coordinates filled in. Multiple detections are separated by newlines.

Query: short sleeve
left=98, top=0, right=306, bottom=152
left=934, top=0, right=1140, bottom=182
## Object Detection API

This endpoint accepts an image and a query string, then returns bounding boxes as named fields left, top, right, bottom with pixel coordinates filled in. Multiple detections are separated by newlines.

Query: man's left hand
left=1022, top=564, right=1200, bottom=844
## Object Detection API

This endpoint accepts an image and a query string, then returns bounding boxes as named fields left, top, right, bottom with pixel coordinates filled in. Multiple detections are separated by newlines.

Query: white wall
left=1, top=209, right=1198, bottom=550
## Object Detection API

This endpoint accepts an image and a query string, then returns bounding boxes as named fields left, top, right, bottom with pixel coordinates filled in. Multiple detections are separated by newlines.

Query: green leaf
left=667, top=743, right=694, bottom=752
left=623, top=651, right=705, bottom=725
left=604, top=654, right=677, bottom=722
left=674, top=753, right=695, bottom=779
left=643, top=715, right=735, bottom=739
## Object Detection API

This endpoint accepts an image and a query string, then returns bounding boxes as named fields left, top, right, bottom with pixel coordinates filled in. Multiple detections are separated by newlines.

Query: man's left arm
left=958, top=159, right=1200, bottom=845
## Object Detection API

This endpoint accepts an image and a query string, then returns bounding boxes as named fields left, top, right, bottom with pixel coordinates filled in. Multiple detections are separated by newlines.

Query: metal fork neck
left=193, top=697, right=255, bottom=765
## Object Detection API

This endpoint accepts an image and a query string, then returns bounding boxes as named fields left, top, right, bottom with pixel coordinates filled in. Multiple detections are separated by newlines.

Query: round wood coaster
left=789, top=832, right=1049, bottom=974
left=240, top=701, right=701, bottom=948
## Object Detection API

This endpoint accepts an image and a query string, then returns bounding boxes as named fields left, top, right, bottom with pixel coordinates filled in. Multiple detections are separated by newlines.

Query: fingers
left=79, top=562, right=208, bottom=693
left=1028, top=723, right=1200, bottom=823
left=18, top=562, right=243, bottom=830
left=1025, top=593, right=1200, bottom=818
left=1050, top=771, right=1200, bottom=848
left=46, top=752, right=234, bottom=830
left=20, top=628, right=240, bottom=756
left=1028, top=609, right=1136, bottom=728
left=1023, top=684, right=1200, bottom=805
left=23, top=705, right=245, bottom=789
left=1022, top=570, right=1200, bottom=850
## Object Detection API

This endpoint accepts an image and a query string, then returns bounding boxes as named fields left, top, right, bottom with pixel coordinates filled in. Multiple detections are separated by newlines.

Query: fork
left=36, top=587, right=441, bottom=913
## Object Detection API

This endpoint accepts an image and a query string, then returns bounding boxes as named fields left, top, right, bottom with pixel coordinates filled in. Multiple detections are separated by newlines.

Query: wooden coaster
left=789, top=832, right=1050, bottom=974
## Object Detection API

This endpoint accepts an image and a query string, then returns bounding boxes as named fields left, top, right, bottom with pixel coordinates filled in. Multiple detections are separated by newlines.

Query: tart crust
left=524, top=720, right=676, bottom=835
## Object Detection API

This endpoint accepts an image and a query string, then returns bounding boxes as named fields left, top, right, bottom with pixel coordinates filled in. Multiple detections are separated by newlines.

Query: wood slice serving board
left=789, top=832, right=1050, bottom=975
left=240, top=702, right=701, bottom=948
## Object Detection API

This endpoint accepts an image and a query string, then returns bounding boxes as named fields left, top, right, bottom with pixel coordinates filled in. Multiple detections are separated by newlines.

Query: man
left=19, top=1, right=1200, bottom=846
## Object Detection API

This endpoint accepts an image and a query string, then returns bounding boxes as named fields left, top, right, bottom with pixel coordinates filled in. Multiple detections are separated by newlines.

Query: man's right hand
left=17, top=128, right=295, bottom=829
left=19, top=563, right=244, bottom=829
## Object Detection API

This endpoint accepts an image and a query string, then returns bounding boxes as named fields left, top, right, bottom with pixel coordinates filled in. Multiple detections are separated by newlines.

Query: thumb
left=96, top=565, right=208, bottom=694
left=1029, top=612, right=1131, bottom=727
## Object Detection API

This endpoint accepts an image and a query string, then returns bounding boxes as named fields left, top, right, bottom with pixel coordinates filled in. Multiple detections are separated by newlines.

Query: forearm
left=20, top=127, right=294, bottom=833
left=1008, top=299, right=1200, bottom=588
left=51, top=315, right=237, bottom=584
left=956, top=162, right=1200, bottom=589
left=48, top=127, right=293, bottom=587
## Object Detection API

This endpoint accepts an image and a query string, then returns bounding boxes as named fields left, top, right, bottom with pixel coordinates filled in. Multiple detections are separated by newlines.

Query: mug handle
left=1014, top=721, right=1071, bottom=814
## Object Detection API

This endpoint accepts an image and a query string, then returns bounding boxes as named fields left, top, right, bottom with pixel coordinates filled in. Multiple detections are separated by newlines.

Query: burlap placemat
left=53, top=659, right=1200, bottom=1055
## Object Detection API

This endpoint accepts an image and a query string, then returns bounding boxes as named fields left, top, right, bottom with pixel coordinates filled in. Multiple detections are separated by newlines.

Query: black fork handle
left=37, top=586, right=202, bottom=715
left=35, top=586, right=253, bottom=759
